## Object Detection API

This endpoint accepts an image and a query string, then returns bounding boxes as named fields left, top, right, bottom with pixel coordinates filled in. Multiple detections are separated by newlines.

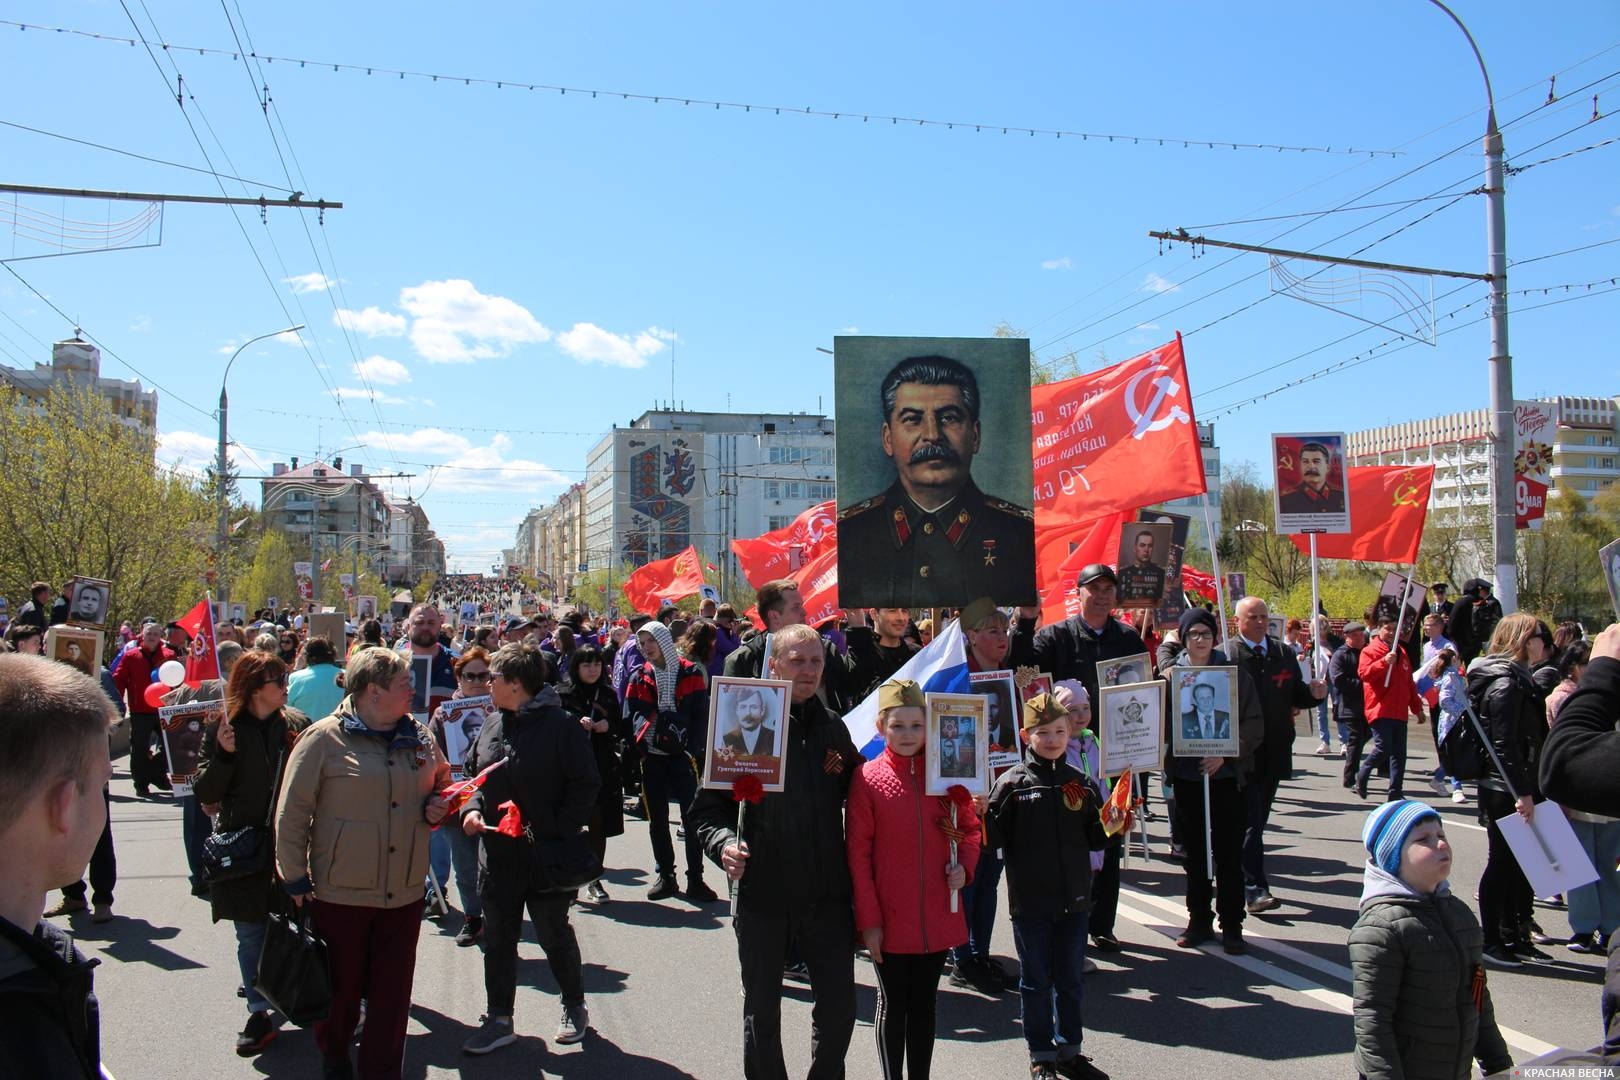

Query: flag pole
left=1203, top=771, right=1214, bottom=882
left=1309, top=534, right=1323, bottom=679
left=1385, top=569, right=1418, bottom=688
left=1200, top=491, right=1231, bottom=649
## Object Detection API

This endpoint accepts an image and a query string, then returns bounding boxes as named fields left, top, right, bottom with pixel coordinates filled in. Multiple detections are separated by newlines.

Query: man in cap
left=837, top=355, right=1036, bottom=608
left=1010, top=565, right=1148, bottom=954
left=1332, top=622, right=1370, bottom=778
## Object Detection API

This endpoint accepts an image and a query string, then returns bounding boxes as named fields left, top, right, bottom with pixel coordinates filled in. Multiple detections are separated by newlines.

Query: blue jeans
left=429, top=825, right=483, bottom=917
left=1315, top=701, right=1348, bottom=746
left=179, top=795, right=209, bottom=889
left=1011, top=909, right=1090, bottom=1062
left=234, top=919, right=270, bottom=1013
left=1568, top=817, right=1620, bottom=938
left=1357, top=719, right=1409, bottom=801
left=951, top=846, right=1003, bottom=965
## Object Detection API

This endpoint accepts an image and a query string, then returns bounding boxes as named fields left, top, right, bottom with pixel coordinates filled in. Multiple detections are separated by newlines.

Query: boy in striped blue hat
left=1348, top=800, right=1513, bottom=1079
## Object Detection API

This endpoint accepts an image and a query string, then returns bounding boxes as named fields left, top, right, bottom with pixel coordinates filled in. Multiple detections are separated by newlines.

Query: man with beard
left=838, top=355, right=1035, bottom=608
left=398, top=604, right=459, bottom=724
left=1278, top=440, right=1345, bottom=515
left=722, top=688, right=776, bottom=757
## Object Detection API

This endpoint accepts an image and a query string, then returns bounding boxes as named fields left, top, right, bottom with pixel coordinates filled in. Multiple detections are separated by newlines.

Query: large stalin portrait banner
left=834, top=336, right=1036, bottom=608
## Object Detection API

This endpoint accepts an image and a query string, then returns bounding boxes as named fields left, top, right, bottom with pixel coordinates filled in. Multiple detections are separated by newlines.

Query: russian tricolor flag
left=844, top=618, right=971, bottom=759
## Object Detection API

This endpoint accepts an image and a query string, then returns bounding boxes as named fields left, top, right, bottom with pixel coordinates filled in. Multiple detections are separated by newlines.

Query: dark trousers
left=1241, top=776, right=1280, bottom=897
left=179, top=794, right=209, bottom=889
left=1011, top=910, right=1090, bottom=1063
left=734, top=899, right=856, bottom=1080
left=1172, top=776, right=1245, bottom=931
left=872, top=950, right=946, bottom=1080
left=63, top=788, right=116, bottom=906
left=950, top=847, right=1003, bottom=964
left=480, top=885, right=584, bottom=1015
left=1357, top=719, right=1409, bottom=800
left=641, top=752, right=702, bottom=881
left=1342, top=716, right=1371, bottom=785
left=1088, top=836, right=1123, bottom=937
left=311, top=898, right=424, bottom=1080
left=127, top=712, right=170, bottom=792
left=1479, top=787, right=1534, bottom=947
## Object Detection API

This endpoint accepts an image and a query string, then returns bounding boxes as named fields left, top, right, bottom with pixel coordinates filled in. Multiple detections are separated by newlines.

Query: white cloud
left=361, top=429, right=569, bottom=494
left=129, top=315, right=151, bottom=333
left=335, top=387, right=411, bottom=406
left=554, top=322, right=667, bottom=368
left=156, top=429, right=216, bottom=474
left=352, top=355, right=411, bottom=385
left=333, top=306, right=407, bottom=337
left=1041, top=256, right=1073, bottom=271
left=397, top=279, right=550, bottom=363
left=645, top=326, right=679, bottom=342
left=1143, top=272, right=1181, bottom=294
left=284, top=272, right=335, bottom=295
left=1135, top=322, right=1160, bottom=331
left=836, top=326, right=860, bottom=335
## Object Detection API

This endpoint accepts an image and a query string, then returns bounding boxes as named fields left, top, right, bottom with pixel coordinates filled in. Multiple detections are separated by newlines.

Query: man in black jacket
left=1445, top=578, right=1502, bottom=665
left=1010, top=563, right=1147, bottom=953
left=692, top=623, right=859, bottom=1080
left=1539, top=623, right=1620, bottom=1060
left=1226, top=597, right=1327, bottom=915
left=1331, top=622, right=1369, bottom=785
left=0, top=654, right=118, bottom=1080
left=845, top=607, right=919, bottom=700
left=723, top=579, right=860, bottom=713
left=460, top=643, right=601, bottom=1055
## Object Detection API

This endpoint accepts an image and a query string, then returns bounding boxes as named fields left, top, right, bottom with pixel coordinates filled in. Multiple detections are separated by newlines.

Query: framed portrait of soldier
left=834, top=336, right=1037, bottom=608
left=1170, top=666, right=1239, bottom=760
left=65, top=576, right=112, bottom=630
left=925, top=692, right=988, bottom=796
left=1272, top=432, right=1351, bottom=534
left=46, top=625, right=103, bottom=678
left=438, top=695, right=494, bottom=781
left=1601, top=537, right=1620, bottom=621
left=158, top=699, right=221, bottom=797
left=702, top=677, right=792, bottom=792
left=1097, top=652, right=1152, bottom=691
left=356, top=595, right=378, bottom=621
left=1114, top=521, right=1172, bottom=608
left=1098, top=681, right=1164, bottom=777
left=969, top=669, right=1020, bottom=775
left=229, top=602, right=247, bottom=625
left=1376, top=571, right=1425, bottom=641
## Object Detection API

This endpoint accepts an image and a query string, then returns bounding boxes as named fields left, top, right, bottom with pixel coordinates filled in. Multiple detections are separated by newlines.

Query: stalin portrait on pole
left=834, top=336, right=1037, bottom=608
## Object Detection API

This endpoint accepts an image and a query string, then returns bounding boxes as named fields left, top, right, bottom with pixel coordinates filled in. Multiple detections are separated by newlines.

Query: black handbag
left=534, top=832, right=603, bottom=894
left=254, top=906, right=331, bottom=1026
left=201, top=733, right=286, bottom=884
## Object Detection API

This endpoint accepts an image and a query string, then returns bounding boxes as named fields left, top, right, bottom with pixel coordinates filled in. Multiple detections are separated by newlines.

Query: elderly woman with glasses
left=275, top=646, right=451, bottom=1080
left=191, top=650, right=304, bottom=1058
left=426, top=647, right=496, bottom=945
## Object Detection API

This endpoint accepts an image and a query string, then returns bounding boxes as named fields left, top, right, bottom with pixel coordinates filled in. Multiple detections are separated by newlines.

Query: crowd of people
left=1, top=566, right=1617, bottom=1080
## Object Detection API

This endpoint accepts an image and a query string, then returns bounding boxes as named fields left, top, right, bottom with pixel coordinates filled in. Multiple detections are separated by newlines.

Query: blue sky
left=3, top=1, right=1616, bottom=571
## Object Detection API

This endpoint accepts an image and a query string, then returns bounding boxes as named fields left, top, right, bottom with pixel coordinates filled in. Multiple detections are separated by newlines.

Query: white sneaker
left=1451, top=789, right=1468, bottom=804
left=1314, top=741, right=1332, bottom=757
left=1427, top=778, right=1450, bottom=797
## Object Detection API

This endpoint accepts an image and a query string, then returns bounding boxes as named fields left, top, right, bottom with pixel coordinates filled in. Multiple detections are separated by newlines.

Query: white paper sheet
left=1494, top=802, right=1600, bottom=898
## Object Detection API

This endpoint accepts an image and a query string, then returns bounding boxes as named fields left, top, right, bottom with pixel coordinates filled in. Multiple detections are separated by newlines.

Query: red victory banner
left=1029, top=334, right=1206, bottom=532
left=730, top=499, right=837, bottom=587
left=790, top=546, right=840, bottom=628
left=1289, top=465, right=1435, bottom=564
left=1035, top=511, right=1127, bottom=625
left=623, top=545, right=706, bottom=616
left=174, top=596, right=221, bottom=688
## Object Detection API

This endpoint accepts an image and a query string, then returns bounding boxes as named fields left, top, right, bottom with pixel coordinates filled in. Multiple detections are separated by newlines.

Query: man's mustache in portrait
left=909, top=443, right=961, bottom=466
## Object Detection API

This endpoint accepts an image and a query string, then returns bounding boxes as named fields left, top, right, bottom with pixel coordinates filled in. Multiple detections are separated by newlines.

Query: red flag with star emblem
left=1289, top=465, right=1434, bottom=564
left=1034, top=512, right=1127, bottom=624
left=174, top=596, right=220, bottom=689
left=730, top=500, right=837, bottom=588
left=623, top=545, right=706, bottom=616
left=1029, top=334, right=1206, bottom=532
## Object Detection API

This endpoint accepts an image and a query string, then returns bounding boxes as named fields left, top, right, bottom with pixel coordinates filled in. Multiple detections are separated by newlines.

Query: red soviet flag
left=1290, top=465, right=1435, bottom=564
left=1179, top=565, right=1219, bottom=602
left=730, top=500, right=837, bottom=588
left=623, top=545, right=706, bottom=616
left=1030, top=334, right=1206, bottom=531
left=1035, top=512, right=1127, bottom=625
left=175, top=597, right=220, bottom=688
left=790, top=546, right=840, bottom=628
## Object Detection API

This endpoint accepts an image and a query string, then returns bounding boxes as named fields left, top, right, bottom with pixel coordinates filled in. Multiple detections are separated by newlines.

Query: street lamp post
left=217, top=324, right=303, bottom=609
left=1426, top=0, right=1516, bottom=610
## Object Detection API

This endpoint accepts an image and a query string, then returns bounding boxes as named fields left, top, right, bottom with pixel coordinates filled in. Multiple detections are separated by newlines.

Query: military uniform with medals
left=837, top=479, right=1035, bottom=608
left=1116, top=561, right=1166, bottom=607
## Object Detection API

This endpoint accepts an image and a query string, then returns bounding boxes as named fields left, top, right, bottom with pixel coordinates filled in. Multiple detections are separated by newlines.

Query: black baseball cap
left=1076, top=563, right=1118, bottom=588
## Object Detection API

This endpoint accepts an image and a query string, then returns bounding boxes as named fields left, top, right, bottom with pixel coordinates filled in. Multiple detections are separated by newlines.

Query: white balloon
left=158, top=659, right=187, bottom=687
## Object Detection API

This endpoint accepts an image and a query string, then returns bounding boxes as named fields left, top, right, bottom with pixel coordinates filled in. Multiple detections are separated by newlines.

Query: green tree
left=1217, top=462, right=1308, bottom=596
left=239, top=529, right=298, bottom=614
left=0, top=383, right=214, bottom=630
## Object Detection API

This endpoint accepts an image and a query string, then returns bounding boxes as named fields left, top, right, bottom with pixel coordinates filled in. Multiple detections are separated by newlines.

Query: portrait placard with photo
left=1097, top=652, right=1152, bottom=692
left=1114, top=521, right=1172, bottom=608
left=969, top=669, right=1020, bottom=775
left=65, top=576, right=112, bottom=630
left=438, top=695, right=494, bottom=780
left=925, top=692, right=988, bottom=796
left=1272, top=432, right=1351, bottom=535
left=1098, top=681, right=1164, bottom=776
left=46, top=625, right=104, bottom=679
left=702, top=677, right=793, bottom=792
left=158, top=699, right=222, bottom=797
left=1170, top=666, right=1239, bottom=759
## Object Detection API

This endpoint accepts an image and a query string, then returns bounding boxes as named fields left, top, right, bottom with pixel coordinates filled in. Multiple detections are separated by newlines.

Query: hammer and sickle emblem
left=1278, top=453, right=1294, bottom=472
left=1392, top=480, right=1422, bottom=507
left=1124, top=360, right=1191, bottom=441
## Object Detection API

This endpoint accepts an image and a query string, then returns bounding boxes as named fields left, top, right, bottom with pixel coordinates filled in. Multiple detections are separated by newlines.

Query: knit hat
left=1052, top=678, right=1089, bottom=711
left=1362, top=799, right=1441, bottom=877
left=1178, top=607, right=1219, bottom=640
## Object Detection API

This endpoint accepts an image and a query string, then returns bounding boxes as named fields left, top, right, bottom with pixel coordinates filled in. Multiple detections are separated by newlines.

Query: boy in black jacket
left=0, top=654, right=117, bottom=1080
left=985, top=691, right=1108, bottom=1080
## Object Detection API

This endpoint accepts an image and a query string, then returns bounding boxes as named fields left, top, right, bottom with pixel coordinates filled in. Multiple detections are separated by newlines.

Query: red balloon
left=144, top=682, right=169, bottom=710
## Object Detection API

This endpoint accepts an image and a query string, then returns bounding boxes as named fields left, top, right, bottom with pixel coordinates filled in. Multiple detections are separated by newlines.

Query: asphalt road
left=74, top=715, right=1607, bottom=1079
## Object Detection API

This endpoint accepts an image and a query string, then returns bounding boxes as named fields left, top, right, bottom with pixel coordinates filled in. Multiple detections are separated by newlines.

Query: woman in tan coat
left=274, top=646, right=450, bottom=1080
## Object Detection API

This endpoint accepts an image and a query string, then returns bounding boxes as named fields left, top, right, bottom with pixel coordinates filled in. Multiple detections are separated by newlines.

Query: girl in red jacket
left=847, top=678, right=979, bottom=1080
